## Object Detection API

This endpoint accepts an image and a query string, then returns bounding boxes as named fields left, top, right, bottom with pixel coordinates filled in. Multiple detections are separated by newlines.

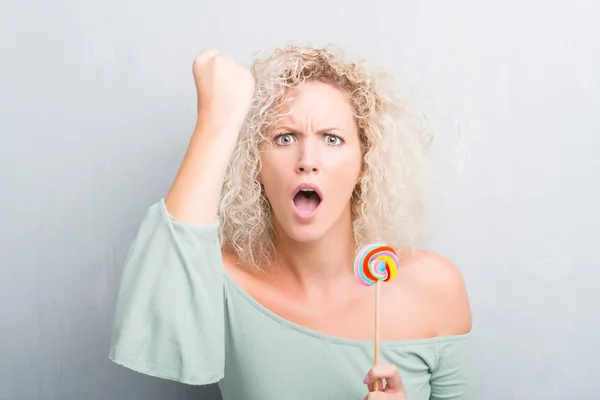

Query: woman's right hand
left=165, top=50, right=255, bottom=225
left=192, top=49, right=256, bottom=136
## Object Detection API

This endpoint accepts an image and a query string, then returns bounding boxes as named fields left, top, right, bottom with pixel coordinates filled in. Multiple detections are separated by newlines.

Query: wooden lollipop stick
left=354, top=244, right=399, bottom=393
left=374, top=279, right=381, bottom=391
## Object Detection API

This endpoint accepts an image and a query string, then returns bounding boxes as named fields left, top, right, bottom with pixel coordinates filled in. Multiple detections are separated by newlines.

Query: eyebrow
left=275, top=126, right=341, bottom=135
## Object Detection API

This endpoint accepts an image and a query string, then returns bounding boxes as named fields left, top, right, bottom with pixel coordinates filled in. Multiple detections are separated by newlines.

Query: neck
left=272, top=210, right=357, bottom=297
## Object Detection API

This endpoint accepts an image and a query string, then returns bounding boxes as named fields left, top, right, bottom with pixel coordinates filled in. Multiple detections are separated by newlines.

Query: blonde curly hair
left=218, top=43, right=432, bottom=270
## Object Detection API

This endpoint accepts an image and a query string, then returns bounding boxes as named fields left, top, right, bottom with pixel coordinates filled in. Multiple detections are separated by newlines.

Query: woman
left=109, top=45, right=478, bottom=400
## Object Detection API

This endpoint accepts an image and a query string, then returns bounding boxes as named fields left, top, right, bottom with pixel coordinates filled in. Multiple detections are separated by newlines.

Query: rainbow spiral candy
left=353, top=243, right=399, bottom=286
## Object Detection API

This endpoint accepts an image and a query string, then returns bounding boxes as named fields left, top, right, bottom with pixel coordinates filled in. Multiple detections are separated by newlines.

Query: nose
left=296, top=160, right=319, bottom=174
left=295, top=140, right=319, bottom=174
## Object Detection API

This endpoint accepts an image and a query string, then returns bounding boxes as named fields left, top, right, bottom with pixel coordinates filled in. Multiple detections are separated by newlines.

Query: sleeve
left=108, top=199, right=225, bottom=385
left=429, top=335, right=479, bottom=399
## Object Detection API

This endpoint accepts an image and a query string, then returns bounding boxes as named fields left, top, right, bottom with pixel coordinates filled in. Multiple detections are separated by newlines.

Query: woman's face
left=259, top=80, right=362, bottom=244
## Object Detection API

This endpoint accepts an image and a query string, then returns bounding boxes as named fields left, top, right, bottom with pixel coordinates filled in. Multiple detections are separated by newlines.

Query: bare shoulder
left=399, top=249, right=467, bottom=291
left=397, top=249, right=473, bottom=336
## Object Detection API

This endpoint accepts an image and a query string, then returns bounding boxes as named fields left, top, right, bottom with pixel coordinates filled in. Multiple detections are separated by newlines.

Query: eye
left=324, top=134, right=344, bottom=146
left=274, top=133, right=296, bottom=145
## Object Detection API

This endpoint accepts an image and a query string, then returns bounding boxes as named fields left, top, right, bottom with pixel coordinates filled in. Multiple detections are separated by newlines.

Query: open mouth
left=293, top=188, right=322, bottom=214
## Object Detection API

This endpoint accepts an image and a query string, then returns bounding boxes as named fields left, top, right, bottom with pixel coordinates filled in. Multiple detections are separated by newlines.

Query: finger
left=363, top=392, right=389, bottom=399
left=193, top=49, right=220, bottom=69
left=364, top=364, right=405, bottom=393
left=367, top=379, right=384, bottom=392
left=198, top=48, right=219, bottom=60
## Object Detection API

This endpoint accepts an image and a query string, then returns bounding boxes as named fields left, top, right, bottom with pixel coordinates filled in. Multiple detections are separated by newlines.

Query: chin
left=277, top=218, right=330, bottom=244
left=288, top=228, right=327, bottom=244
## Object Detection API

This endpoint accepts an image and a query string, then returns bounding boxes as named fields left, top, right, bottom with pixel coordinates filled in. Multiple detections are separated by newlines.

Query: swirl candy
left=353, top=243, right=399, bottom=286
left=354, top=243, right=400, bottom=392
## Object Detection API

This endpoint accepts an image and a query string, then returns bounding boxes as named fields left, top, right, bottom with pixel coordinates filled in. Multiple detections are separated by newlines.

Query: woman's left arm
left=429, top=335, right=479, bottom=399
left=427, top=255, right=479, bottom=399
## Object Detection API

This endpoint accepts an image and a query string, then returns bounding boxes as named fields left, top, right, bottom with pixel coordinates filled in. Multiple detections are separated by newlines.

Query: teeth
left=300, top=189, right=314, bottom=192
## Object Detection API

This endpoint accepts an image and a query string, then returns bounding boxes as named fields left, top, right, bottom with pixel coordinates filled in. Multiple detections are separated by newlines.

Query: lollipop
left=354, top=243, right=399, bottom=286
left=354, top=243, right=399, bottom=392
